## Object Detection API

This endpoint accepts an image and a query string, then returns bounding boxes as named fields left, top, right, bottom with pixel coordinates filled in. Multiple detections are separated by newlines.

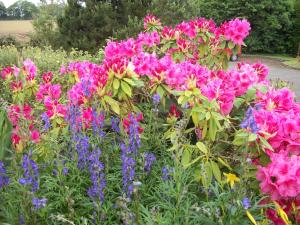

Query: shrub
left=0, top=45, right=19, bottom=67
left=0, top=35, right=19, bottom=46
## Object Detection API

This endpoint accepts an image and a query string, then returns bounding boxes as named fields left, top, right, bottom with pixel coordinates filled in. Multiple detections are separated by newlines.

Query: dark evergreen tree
left=293, top=0, right=300, bottom=56
left=57, top=0, right=151, bottom=51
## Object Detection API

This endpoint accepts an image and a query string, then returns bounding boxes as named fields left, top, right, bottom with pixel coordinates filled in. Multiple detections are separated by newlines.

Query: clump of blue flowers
left=0, top=161, right=9, bottom=189
left=144, top=152, right=156, bottom=174
left=88, top=148, right=106, bottom=205
left=162, top=166, right=173, bottom=181
left=111, top=116, right=121, bottom=133
left=240, top=107, right=259, bottom=133
left=32, top=197, right=47, bottom=210
left=18, top=152, right=48, bottom=210
left=41, top=112, right=51, bottom=131
left=52, top=160, right=68, bottom=177
left=121, top=142, right=136, bottom=199
left=242, top=197, right=251, bottom=209
left=19, top=153, right=39, bottom=192
left=152, top=93, right=160, bottom=106
left=121, top=113, right=142, bottom=199
left=92, top=109, right=106, bottom=137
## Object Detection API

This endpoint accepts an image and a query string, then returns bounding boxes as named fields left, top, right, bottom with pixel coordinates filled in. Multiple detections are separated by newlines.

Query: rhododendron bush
left=0, top=15, right=299, bottom=224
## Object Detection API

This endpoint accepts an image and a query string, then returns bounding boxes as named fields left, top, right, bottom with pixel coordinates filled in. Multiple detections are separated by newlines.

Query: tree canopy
left=0, top=0, right=38, bottom=20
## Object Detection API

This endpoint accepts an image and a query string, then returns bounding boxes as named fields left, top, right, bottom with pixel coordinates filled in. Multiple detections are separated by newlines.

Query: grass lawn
left=245, top=53, right=300, bottom=70
left=0, top=20, right=34, bottom=42
left=283, top=57, right=300, bottom=69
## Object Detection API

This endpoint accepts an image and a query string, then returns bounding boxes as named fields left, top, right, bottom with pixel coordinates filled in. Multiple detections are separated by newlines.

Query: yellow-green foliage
left=0, top=45, right=102, bottom=73
left=0, top=45, right=19, bottom=67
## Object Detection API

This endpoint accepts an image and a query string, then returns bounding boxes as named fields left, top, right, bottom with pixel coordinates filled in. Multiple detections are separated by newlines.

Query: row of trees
left=0, top=0, right=38, bottom=20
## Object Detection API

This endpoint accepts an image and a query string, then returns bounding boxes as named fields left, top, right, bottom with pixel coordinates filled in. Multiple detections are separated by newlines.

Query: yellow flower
left=246, top=210, right=258, bottom=225
left=224, top=172, right=240, bottom=188
left=273, top=201, right=291, bottom=225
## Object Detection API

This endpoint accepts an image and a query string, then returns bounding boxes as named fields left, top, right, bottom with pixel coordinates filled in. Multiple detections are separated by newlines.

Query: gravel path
left=230, top=57, right=300, bottom=99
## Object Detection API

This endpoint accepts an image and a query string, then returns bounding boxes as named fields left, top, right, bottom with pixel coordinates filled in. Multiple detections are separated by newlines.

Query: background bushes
left=0, top=45, right=102, bottom=72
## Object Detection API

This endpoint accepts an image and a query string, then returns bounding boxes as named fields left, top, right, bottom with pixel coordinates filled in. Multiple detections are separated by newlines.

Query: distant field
left=0, top=20, right=34, bottom=42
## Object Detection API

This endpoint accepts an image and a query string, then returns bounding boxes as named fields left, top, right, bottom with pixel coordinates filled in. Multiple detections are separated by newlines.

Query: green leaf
left=192, top=112, right=200, bottom=125
left=208, top=117, right=217, bottom=141
left=234, top=97, right=244, bottom=108
left=248, top=133, right=258, bottom=142
left=0, top=110, right=12, bottom=161
left=228, top=41, right=235, bottom=49
left=210, top=161, right=222, bottom=183
left=121, top=81, right=132, bottom=97
left=182, top=149, right=191, bottom=168
left=205, top=112, right=211, bottom=120
left=202, top=121, right=208, bottom=139
left=196, top=142, right=208, bottom=155
left=246, top=87, right=256, bottom=100
left=123, top=78, right=134, bottom=85
left=104, top=95, right=120, bottom=114
left=232, top=135, right=248, bottom=146
left=50, top=127, right=60, bottom=139
left=218, top=157, right=232, bottom=170
left=184, top=90, right=192, bottom=97
left=113, top=79, right=120, bottom=90
left=156, top=85, right=165, bottom=98
left=259, top=136, right=274, bottom=152
left=204, top=161, right=212, bottom=187
left=220, top=41, right=226, bottom=49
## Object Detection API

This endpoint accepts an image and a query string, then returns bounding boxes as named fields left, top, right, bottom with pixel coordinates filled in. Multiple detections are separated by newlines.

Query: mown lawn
left=245, top=54, right=300, bottom=70
left=0, top=20, right=34, bottom=42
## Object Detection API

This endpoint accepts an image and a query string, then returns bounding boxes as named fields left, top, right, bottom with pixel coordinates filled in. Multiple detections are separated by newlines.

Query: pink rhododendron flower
left=11, top=81, right=23, bottom=92
left=8, top=105, right=21, bottom=126
left=23, top=104, right=33, bottom=121
left=175, top=21, right=197, bottom=38
left=11, top=133, right=21, bottom=145
left=252, top=63, right=269, bottom=82
left=161, top=26, right=176, bottom=40
left=42, top=71, right=53, bottom=83
left=105, top=38, right=139, bottom=59
left=44, top=97, right=66, bottom=119
left=168, top=104, right=181, bottom=118
left=31, top=130, right=40, bottom=143
left=60, top=65, right=66, bottom=75
left=1, top=66, right=13, bottom=79
left=222, top=18, right=251, bottom=45
left=23, top=59, right=37, bottom=81
left=36, top=84, right=62, bottom=101
left=256, top=153, right=300, bottom=200
left=144, top=14, right=161, bottom=30
left=82, top=107, right=93, bottom=128
left=137, top=31, right=160, bottom=47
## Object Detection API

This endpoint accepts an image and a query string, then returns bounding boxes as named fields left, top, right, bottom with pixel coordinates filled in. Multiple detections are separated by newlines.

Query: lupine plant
left=0, top=15, right=299, bottom=224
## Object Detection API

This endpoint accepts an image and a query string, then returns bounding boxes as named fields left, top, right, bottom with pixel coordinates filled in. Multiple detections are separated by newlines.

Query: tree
left=186, top=0, right=295, bottom=54
left=32, top=0, right=65, bottom=46
left=293, top=0, right=300, bottom=56
left=0, top=1, right=6, bottom=19
left=149, top=0, right=190, bottom=25
left=7, top=0, right=38, bottom=20
left=57, top=0, right=118, bottom=52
